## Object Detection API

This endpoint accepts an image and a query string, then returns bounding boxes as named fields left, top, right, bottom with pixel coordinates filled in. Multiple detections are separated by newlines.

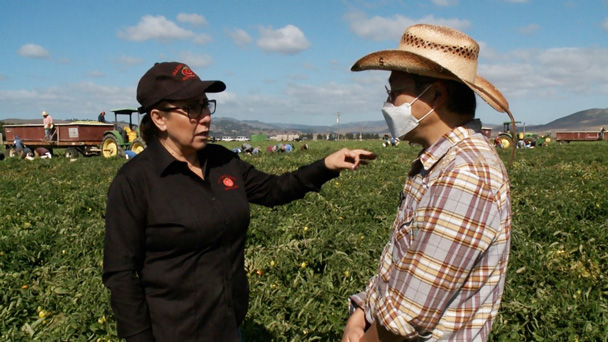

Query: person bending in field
left=342, top=24, right=513, bottom=342
left=102, top=61, right=376, bottom=342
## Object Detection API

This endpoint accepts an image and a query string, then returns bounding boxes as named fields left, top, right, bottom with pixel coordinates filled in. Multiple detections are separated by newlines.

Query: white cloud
left=17, top=44, right=50, bottom=59
left=88, top=70, right=104, bottom=78
left=431, top=0, right=458, bottom=6
left=478, top=46, right=608, bottom=101
left=179, top=51, right=214, bottom=68
left=301, top=63, right=317, bottom=71
left=226, top=28, right=253, bottom=47
left=288, top=74, right=308, bottom=81
left=602, top=18, right=608, bottom=31
left=257, top=25, right=311, bottom=54
left=344, top=11, right=471, bottom=41
left=517, top=24, right=540, bottom=35
left=177, top=13, right=208, bottom=26
left=118, top=15, right=194, bottom=42
left=115, top=55, right=145, bottom=66
left=0, top=82, right=135, bottom=119
left=193, top=33, right=213, bottom=45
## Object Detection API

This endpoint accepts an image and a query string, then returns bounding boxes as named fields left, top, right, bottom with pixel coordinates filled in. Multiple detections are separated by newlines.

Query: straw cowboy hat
left=351, top=24, right=510, bottom=114
left=41, top=111, right=48, bottom=116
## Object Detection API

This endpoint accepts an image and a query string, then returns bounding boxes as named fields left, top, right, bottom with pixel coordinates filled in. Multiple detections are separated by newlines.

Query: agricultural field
left=1, top=140, right=607, bottom=341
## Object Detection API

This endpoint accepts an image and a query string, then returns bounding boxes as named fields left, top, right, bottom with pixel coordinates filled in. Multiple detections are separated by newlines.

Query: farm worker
left=42, top=111, right=53, bottom=140
left=342, top=24, right=513, bottom=342
left=98, top=111, right=106, bottom=123
left=22, top=147, right=34, bottom=160
left=14, top=135, right=24, bottom=156
left=102, top=61, right=376, bottom=342
left=34, top=147, right=52, bottom=159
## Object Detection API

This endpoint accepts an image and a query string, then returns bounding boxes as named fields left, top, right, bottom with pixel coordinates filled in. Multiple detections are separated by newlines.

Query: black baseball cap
left=136, top=62, right=226, bottom=113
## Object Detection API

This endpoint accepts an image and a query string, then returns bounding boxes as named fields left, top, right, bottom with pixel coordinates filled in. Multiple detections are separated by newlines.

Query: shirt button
left=211, top=197, right=215, bottom=201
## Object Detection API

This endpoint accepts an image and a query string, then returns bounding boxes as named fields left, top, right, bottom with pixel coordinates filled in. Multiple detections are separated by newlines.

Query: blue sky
left=2, top=0, right=608, bottom=127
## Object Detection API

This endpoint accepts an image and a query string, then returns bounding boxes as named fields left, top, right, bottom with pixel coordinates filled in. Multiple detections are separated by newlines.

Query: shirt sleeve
left=370, top=168, right=502, bottom=338
left=102, top=173, right=153, bottom=340
left=239, top=158, right=340, bottom=207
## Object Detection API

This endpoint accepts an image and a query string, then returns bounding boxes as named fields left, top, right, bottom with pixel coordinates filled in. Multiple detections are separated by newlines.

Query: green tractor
left=101, top=108, right=146, bottom=158
left=495, top=121, right=521, bottom=149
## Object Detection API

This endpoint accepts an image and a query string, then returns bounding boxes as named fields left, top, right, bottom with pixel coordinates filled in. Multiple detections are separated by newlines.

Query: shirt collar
left=418, top=119, right=482, bottom=171
left=148, top=139, right=209, bottom=176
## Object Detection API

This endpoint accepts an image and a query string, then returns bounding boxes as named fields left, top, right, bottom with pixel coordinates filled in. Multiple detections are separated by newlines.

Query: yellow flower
left=300, top=262, right=307, bottom=268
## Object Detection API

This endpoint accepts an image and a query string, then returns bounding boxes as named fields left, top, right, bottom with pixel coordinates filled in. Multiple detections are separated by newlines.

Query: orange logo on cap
left=172, top=64, right=197, bottom=80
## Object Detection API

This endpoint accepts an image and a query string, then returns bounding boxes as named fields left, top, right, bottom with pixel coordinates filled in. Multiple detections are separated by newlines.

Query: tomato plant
left=1, top=141, right=607, bottom=341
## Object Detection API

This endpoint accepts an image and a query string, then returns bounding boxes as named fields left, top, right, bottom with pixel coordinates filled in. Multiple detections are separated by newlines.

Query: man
left=42, top=111, right=53, bottom=140
left=98, top=111, right=106, bottom=123
left=14, top=135, right=24, bottom=156
left=342, top=24, right=513, bottom=342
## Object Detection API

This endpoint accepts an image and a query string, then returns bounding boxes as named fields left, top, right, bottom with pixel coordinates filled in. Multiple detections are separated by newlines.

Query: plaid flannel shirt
left=350, top=120, right=511, bottom=341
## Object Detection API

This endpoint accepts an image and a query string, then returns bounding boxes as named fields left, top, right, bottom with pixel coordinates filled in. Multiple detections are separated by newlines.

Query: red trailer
left=3, top=122, right=114, bottom=158
left=481, top=127, right=492, bottom=139
left=555, top=131, right=608, bottom=143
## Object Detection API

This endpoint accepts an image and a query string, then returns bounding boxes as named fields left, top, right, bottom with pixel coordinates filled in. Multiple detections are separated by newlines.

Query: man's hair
left=411, top=74, right=476, bottom=116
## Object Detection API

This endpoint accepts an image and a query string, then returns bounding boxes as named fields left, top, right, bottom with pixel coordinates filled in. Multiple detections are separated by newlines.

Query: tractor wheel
left=101, top=135, right=122, bottom=158
left=64, top=147, right=81, bottom=159
left=497, top=136, right=512, bottom=149
left=130, top=138, right=146, bottom=154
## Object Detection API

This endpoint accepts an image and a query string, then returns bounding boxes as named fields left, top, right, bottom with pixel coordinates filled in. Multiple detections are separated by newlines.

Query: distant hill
left=3, top=108, right=607, bottom=136
left=530, top=108, right=608, bottom=132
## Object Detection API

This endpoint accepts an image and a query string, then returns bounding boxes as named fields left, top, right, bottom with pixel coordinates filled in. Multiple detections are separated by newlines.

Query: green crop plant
left=0, top=141, right=607, bottom=341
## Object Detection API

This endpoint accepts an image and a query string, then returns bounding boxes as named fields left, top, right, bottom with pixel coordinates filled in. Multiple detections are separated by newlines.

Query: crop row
left=0, top=141, right=607, bottom=341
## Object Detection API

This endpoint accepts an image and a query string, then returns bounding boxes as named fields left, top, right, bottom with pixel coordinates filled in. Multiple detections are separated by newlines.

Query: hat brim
left=165, top=80, right=226, bottom=102
left=351, top=50, right=509, bottom=113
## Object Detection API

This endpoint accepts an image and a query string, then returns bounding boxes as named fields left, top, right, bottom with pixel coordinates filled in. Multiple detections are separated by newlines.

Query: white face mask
left=381, top=84, right=434, bottom=139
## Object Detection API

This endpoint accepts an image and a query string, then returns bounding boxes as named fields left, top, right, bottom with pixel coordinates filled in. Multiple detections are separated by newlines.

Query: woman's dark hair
left=139, top=114, right=156, bottom=145
left=139, top=101, right=171, bottom=145
left=411, top=74, right=476, bottom=116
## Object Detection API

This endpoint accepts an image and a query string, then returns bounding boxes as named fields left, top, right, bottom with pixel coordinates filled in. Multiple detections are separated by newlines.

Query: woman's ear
left=150, top=109, right=168, bottom=132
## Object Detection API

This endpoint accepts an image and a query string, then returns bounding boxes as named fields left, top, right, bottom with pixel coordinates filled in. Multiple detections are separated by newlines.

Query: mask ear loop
left=410, top=84, right=435, bottom=123
left=410, top=84, right=434, bottom=105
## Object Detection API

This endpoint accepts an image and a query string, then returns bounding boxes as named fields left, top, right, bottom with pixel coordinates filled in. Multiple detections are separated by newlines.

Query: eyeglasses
left=159, top=99, right=216, bottom=119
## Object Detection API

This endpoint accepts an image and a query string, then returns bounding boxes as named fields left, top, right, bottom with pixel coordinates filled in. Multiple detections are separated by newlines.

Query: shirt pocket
left=379, top=208, right=415, bottom=283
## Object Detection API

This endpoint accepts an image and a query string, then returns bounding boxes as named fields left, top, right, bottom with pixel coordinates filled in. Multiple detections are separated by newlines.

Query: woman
left=102, top=62, right=375, bottom=342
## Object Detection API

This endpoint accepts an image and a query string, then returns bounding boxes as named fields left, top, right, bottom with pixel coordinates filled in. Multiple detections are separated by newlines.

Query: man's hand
left=325, top=148, right=377, bottom=171
left=342, top=308, right=367, bottom=342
